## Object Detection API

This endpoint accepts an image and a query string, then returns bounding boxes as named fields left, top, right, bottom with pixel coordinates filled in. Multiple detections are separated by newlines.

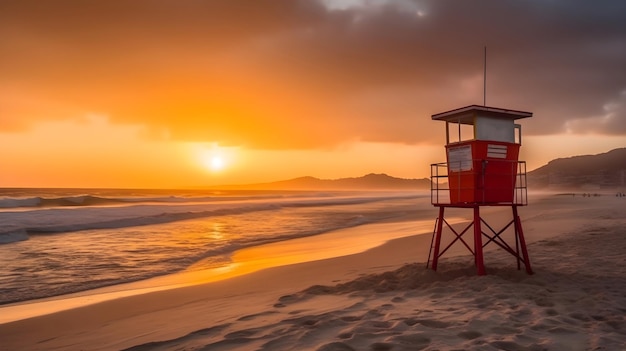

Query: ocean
left=0, top=188, right=431, bottom=305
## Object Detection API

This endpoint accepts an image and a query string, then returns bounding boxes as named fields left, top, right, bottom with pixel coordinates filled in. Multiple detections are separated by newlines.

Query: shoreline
left=1, top=195, right=624, bottom=350
left=0, top=214, right=442, bottom=324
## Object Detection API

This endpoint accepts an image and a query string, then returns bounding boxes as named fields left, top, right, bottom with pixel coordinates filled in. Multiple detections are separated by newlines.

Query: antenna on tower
left=483, top=46, right=487, bottom=106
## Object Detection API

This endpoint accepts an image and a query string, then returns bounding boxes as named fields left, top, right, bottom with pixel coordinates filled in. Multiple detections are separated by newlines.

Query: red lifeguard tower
left=428, top=105, right=533, bottom=275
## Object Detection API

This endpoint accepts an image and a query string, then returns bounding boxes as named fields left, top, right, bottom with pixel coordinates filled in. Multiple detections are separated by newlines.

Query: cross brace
left=427, top=205, right=533, bottom=275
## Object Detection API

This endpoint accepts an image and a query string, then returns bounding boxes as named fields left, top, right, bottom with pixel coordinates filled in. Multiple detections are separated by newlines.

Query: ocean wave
left=0, top=193, right=319, bottom=210
left=0, top=193, right=426, bottom=245
left=0, top=189, right=327, bottom=210
left=0, top=203, right=278, bottom=240
left=0, top=228, right=29, bottom=244
left=0, top=195, right=218, bottom=209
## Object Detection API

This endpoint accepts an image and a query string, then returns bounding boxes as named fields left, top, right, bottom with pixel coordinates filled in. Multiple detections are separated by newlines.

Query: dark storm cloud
left=1, top=0, right=625, bottom=147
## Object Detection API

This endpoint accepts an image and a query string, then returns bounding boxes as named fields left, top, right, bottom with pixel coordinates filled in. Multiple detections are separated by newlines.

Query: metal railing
left=430, top=160, right=527, bottom=206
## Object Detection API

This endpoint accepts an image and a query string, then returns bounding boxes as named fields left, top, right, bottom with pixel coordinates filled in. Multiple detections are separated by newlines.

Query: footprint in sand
left=387, top=333, right=431, bottom=349
left=401, top=317, right=452, bottom=329
left=224, top=328, right=261, bottom=339
left=403, top=318, right=419, bottom=326
left=379, top=303, right=394, bottom=310
left=490, top=325, right=521, bottom=334
left=569, top=312, right=591, bottom=321
left=337, top=331, right=353, bottom=339
left=288, top=309, right=310, bottom=315
left=457, top=330, right=482, bottom=340
left=340, top=315, right=363, bottom=322
left=548, top=326, right=577, bottom=334
left=369, top=342, right=394, bottom=351
left=489, top=340, right=526, bottom=351
left=544, top=308, right=559, bottom=316
left=274, top=294, right=299, bottom=308
left=369, top=320, right=393, bottom=329
left=534, top=297, right=555, bottom=307
left=237, top=310, right=279, bottom=321
left=316, top=341, right=356, bottom=351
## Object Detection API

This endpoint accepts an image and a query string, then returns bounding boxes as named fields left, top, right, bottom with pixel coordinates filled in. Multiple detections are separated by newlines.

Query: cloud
left=564, top=90, right=626, bottom=134
left=1, top=0, right=625, bottom=148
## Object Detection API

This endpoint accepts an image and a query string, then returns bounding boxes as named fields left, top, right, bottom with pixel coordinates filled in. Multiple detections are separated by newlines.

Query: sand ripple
left=125, top=223, right=626, bottom=351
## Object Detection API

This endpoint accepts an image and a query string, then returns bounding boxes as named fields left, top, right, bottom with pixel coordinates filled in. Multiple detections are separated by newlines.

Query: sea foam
left=0, top=193, right=424, bottom=244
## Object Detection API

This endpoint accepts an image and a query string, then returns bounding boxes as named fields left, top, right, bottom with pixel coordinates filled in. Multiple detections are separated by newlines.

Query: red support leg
left=474, top=206, right=486, bottom=275
left=513, top=206, right=533, bottom=274
left=431, top=206, right=445, bottom=271
left=430, top=205, right=532, bottom=275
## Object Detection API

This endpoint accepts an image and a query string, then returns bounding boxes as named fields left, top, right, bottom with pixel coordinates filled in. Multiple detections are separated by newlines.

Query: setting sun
left=210, top=156, right=224, bottom=171
left=200, top=152, right=226, bottom=172
left=191, top=143, right=236, bottom=175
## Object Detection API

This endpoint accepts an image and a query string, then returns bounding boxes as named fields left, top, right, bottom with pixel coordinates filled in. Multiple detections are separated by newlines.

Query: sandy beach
left=1, top=193, right=624, bottom=350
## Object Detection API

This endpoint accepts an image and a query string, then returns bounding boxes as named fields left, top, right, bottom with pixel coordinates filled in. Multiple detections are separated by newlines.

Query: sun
left=192, top=143, right=237, bottom=173
left=210, top=156, right=224, bottom=171
left=202, top=154, right=226, bottom=172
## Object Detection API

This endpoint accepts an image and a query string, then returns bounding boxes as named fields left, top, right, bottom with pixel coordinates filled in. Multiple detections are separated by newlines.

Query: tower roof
left=432, top=105, right=532, bottom=124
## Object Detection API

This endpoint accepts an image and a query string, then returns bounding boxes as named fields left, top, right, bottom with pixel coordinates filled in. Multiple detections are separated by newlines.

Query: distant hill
left=528, top=148, right=626, bottom=189
left=214, top=173, right=431, bottom=190
left=210, top=148, right=626, bottom=191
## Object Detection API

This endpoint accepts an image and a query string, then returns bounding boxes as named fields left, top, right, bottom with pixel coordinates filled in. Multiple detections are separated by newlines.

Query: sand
left=0, top=194, right=624, bottom=350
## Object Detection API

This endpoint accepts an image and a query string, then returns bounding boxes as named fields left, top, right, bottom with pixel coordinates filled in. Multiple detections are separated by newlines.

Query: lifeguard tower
left=428, top=105, right=533, bottom=275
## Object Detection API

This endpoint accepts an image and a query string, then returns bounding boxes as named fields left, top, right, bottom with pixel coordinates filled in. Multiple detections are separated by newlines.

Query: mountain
left=527, top=148, right=626, bottom=189
left=214, top=173, right=431, bottom=190
left=210, top=148, right=626, bottom=191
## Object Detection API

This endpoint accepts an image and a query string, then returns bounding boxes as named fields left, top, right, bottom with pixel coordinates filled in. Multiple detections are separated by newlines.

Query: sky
left=1, top=0, right=625, bottom=188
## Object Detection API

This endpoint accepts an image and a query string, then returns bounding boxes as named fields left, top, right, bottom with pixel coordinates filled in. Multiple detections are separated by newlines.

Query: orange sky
left=1, top=0, right=625, bottom=188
